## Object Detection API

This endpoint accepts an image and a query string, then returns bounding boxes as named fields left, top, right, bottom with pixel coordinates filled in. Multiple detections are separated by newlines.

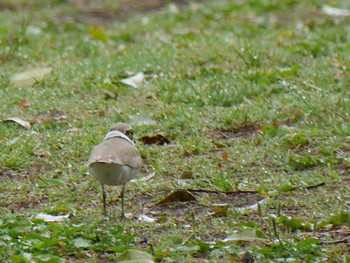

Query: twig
left=303, top=182, right=326, bottom=190
left=186, top=188, right=258, bottom=194
left=283, top=182, right=326, bottom=192
left=320, top=237, right=350, bottom=244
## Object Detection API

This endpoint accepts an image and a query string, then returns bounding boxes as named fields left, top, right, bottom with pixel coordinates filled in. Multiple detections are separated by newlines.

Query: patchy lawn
left=0, top=0, right=349, bottom=262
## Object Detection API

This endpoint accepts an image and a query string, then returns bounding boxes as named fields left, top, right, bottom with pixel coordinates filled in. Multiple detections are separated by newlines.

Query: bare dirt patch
left=210, top=122, right=262, bottom=139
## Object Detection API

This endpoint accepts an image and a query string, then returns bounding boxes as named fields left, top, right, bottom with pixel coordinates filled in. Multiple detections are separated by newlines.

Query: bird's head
left=104, top=123, right=135, bottom=144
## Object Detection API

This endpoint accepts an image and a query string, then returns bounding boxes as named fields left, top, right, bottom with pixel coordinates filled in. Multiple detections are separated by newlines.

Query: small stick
left=186, top=188, right=258, bottom=194
left=320, top=237, right=350, bottom=244
left=303, top=182, right=326, bottom=190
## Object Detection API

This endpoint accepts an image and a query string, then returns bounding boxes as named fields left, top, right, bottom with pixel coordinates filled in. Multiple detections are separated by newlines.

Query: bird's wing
left=88, top=137, right=142, bottom=168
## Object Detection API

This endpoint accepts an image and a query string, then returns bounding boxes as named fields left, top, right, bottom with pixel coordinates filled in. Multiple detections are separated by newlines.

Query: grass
left=0, top=0, right=349, bottom=262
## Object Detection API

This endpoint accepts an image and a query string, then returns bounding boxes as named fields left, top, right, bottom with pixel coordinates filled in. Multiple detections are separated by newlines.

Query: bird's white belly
left=89, top=162, right=138, bottom=186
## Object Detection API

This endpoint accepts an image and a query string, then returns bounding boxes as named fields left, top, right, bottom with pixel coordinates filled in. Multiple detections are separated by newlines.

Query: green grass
left=1, top=0, right=349, bottom=262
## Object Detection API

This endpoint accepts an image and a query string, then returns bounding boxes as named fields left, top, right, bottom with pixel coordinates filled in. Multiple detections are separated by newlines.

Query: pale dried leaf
left=131, top=172, right=155, bottom=183
left=118, top=249, right=154, bottom=263
left=137, top=214, right=156, bottom=223
left=35, top=212, right=70, bottom=222
left=223, top=228, right=267, bottom=242
left=322, top=5, right=350, bottom=16
left=121, top=72, right=145, bottom=88
left=66, top=127, right=80, bottom=133
left=3, top=117, right=31, bottom=129
left=10, top=67, right=52, bottom=86
left=33, top=149, right=51, bottom=157
left=236, top=199, right=266, bottom=214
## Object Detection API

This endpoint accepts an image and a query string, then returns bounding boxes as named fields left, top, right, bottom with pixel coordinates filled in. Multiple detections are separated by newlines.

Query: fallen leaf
left=177, top=171, right=194, bottom=186
left=118, top=249, right=154, bottom=263
left=120, top=72, right=145, bottom=88
left=103, top=89, right=118, bottom=100
left=222, top=151, right=229, bottom=161
left=10, top=67, right=52, bottom=86
left=73, top=237, right=91, bottom=248
left=140, top=132, right=170, bottom=145
left=137, top=214, right=156, bottom=223
left=222, top=228, right=267, bottom=242
left=210, top=204, right=229, bottom=217
left=322, top=5, right=350, bottom=16
left=131, top=172, right=155, bottom=182
left=236, top=199, right=266, bottom=214
left=3, top=117, right=31, bottom=129
left=181, top=170, right=193, bottom=179
left=19, top=99, right=31, bottom=109
left=66, top=127, right=80, bottom=133
left=89, top=25, right=109, bottom=42
left=33, top=149, right=51, bottom=157
left=155, top=189, right=197, bottom=206
left=35, top=212, right=70, bottom=222
left=35, top=110, right=67, bottom=123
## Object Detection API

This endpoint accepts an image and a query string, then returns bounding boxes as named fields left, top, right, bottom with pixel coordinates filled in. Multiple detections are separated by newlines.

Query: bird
left=88, top=123, right=143, bottom=217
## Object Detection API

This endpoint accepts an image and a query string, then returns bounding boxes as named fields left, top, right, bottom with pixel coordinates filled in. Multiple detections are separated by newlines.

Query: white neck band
left=104, top=130, right=134, bottom=145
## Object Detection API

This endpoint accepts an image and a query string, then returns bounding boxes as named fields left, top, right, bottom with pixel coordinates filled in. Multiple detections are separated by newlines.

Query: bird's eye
left=126, top=130, right=134, bottom=139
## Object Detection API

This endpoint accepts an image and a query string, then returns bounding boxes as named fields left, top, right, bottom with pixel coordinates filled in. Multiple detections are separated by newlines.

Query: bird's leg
left=102, top=184, right=107, bottom=215
left=120, top=184, right=126, bottom=218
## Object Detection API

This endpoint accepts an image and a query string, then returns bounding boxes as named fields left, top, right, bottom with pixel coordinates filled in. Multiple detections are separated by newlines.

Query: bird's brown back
left=88, top=137, right=142, bottom=169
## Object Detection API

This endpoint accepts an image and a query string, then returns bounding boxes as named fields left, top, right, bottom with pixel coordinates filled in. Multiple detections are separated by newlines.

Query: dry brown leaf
left=222, top=151, right=229, bottom=161
left=35, top=110, right=67, bottom=123
left=19, top=99, right=31, bottom=110
left=3, top=117, right=31, bottom=129
left=155, top=189, right=197, bottom=206
left=140, top=132, right=170, bottom=145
